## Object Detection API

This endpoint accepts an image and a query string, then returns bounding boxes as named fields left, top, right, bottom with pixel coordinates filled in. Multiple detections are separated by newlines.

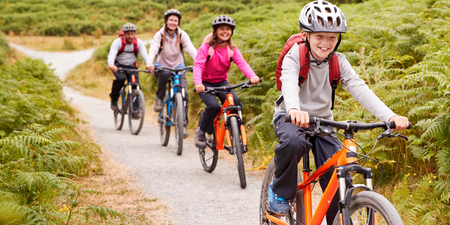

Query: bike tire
left=128, top=89, right=145, bottom=135
left=260, top=158, right=303, bottom=225
left=230, top=117, right=246, bottom=189
left=114, top=91, right=125, bottom=130
left=332, top=191, right=404, bottom=225
left=159, top=96, right=170, bottom=146
left=198, top=111, right=218, bottom=172
left=174, top=93, right=184, bottom=155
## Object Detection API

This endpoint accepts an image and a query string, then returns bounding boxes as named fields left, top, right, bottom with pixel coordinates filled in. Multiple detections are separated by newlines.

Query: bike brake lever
left=376, top=130, right=408, bottom=141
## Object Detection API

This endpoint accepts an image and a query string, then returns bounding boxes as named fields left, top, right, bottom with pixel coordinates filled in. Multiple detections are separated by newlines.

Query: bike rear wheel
left=230, top=117, right=246, bottom=189
left=260, top=158, right=303, bottom=225
left=159, top=96, right=170, bottom=146
left=332, top=191, right=404, bottom=225
left=114, top=91, right=126, bottom=130
left=128, top=89, right=145, bottom=135
left=174, top=93, right=184, bottom=155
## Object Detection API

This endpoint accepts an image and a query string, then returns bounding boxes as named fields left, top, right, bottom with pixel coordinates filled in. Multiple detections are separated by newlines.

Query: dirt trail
left=11, top=44, right=262, bottom=225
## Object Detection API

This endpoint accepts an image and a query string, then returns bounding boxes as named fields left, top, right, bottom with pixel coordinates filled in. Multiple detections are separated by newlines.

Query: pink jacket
left=193, top=43, right=256, bottom=86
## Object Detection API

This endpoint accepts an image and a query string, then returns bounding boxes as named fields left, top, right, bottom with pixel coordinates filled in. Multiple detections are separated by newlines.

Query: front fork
left=223, top=106, right=248, bottom=154
left=337, top=165, right=375, bottom=225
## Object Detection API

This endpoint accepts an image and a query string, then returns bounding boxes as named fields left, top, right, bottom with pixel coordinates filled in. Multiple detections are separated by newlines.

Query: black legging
left=110, top=64, right=139, bottom=101
left=155, top=69, right=189, bottom=125
left=198, top=80, right=242, bottom=135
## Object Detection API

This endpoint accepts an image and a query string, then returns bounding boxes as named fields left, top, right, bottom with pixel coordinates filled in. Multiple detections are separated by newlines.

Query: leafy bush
left=0, top=36, right=122, bottom=223
left=0, top=32, right=10, bottom=65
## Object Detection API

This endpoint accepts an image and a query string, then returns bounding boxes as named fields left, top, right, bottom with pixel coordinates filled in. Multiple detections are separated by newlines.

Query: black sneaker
left=154, top=97, right=163, bottom=112
left=111, top=99, right=118, bottom=111
left=183, top=127, right=189, bottom=138
left=194, top=127, right=206, bottom=149
left=132, top=112, right=140, bottom=119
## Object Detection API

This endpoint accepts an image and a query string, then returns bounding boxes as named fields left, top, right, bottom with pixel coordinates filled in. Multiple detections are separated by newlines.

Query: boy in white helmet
left=270, top=1, right=409, bottom=223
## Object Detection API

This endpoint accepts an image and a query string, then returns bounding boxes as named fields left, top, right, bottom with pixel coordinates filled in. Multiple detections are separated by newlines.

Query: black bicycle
left=114, top=68, right=148, bottom=135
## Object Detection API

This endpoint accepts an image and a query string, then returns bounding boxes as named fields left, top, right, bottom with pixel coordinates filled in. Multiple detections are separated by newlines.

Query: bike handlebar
left=154, top=66, right=193, bottom=73
left=194, top=78, right=262, bottom=93
left=284, top=115, right=412, bottom=131
left=117, top=67, right=150, bottom=73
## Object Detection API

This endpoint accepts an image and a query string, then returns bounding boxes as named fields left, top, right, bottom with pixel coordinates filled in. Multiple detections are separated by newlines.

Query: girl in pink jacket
left=193, top=15, right=260, bottom=149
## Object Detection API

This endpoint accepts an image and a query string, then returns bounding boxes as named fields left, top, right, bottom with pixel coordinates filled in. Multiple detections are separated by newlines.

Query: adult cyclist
left=146, top=9, right=197, bottom=138
left=108, top=23, right=149, bottom=115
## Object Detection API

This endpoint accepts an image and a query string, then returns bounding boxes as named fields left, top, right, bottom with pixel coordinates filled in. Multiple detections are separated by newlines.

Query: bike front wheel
left=159, top=96, right=170, bottom=146
left=198, top=111, right=218, bottom=172
left=128, top=89, right=145, bottom=135
left=230, top=117, right=246, bottom=189
left=174, top=93, right=184, bottom=155
left=332, top=191, right=404, bottom=225
left=114, top=91, right=126, bottom=130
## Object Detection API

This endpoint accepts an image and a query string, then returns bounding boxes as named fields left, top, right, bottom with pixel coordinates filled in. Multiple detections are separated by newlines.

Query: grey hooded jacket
left=274, top=43, right=396, bottom=122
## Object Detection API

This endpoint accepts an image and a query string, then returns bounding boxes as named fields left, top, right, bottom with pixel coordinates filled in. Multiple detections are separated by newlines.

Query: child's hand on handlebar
left=195, top=85, right=205, bottom=93
left=288, top=109, right=310, bottom=128
left=109, top=65, right=118, bottom=73
left=250, top=76, right=260, bottom=84
left=388, top=116, right=409, bottom=131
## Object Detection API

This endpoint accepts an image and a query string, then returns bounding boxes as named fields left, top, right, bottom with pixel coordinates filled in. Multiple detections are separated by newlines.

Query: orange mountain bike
left=196, top=80, right=260, bottom=189
left=260, top=115, right=411, bottom=225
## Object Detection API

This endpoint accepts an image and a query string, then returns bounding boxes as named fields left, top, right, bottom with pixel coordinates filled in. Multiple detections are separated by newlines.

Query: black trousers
left=273, top=117, right=352, bottom=225
left=198, top=80, right=242, bottom=135
left=110, top=64, right=139, bottom=101
left=155, top=69, right=189, bottom=125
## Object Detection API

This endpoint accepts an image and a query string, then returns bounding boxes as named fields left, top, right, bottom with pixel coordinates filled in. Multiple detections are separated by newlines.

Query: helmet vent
left=327, top=17, right=333, bottom=27
left=317, top=16, right=324, bottom=26
left=325, top=7, right=331, bottom=13
left=314, top=6, right=321, bottom=12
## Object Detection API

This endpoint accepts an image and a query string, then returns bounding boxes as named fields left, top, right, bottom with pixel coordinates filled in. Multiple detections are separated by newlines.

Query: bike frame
left=159, top=72, right=185, bottom=127
left=265, top=129, right=374, bottom=225
left=120, top=73, right=140, bottom=112
left=212, top=91, right=248, bottom=153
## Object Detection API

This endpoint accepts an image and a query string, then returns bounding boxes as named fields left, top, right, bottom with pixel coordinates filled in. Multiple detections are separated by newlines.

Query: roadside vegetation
left=0, top=32, right=170, bottom=224
left=8, top=0, right=450, bottom=223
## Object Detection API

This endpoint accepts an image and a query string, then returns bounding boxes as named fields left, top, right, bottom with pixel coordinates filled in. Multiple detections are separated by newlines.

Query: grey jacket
left=274, top=43, right=396, bottom=122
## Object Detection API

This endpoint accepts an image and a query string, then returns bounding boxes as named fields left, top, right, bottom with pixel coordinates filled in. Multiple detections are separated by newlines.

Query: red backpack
left=117, top=30, right=138, bottom=66
left=202, top=33, right=234, bottom=63
left=275, top=34, right=340, bottom=109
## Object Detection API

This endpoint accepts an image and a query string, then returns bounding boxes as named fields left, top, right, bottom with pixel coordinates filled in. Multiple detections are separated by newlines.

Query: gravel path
left=11, top=44, right=261, bottom=225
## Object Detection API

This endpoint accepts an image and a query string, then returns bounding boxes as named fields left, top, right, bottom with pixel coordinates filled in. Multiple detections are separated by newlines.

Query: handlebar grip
left=283, top=115, right=316, bottom=124
left=388, top=121, right=412, bottom=129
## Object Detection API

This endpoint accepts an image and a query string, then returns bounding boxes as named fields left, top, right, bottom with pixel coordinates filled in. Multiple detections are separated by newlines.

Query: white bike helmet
left=122, top=23, right=137, bottom=32
left=299, top=0, right=347, bottom=33
left=164, top=9, right=182, bottom=22
left=212, top=15, right=236, bottom=30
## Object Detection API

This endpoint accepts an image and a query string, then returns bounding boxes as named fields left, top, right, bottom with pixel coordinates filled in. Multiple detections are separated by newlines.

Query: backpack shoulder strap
left=328, top=53, right=340, bottom=109
left=227, top=45, right=234, bottom=62
left=207, top=45, right=214, bottom=62
left=298, top=42, right=310, bottom=86
left=158, top=32, right=164, bottom=55
left=133, top=38, right=138, bottom=56
left=118, top=36, right=126, bottom=55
